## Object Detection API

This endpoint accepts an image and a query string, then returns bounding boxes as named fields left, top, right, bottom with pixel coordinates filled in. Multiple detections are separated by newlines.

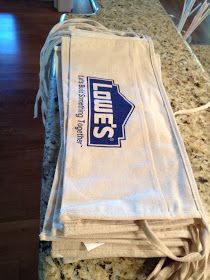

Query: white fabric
left=174, top=101, right=210, bottom=116
left=60, top=31, right=203, bottom=221
left=37, top=19, right=210, bottom=280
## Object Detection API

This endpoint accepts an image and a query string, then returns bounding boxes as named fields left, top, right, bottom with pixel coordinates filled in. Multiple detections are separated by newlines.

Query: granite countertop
left=39, top=0, right=210, bottom=279
left=192, top=45, right=210, bottom=77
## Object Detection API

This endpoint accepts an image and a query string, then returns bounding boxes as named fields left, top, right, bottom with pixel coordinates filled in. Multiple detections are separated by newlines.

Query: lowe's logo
left=87, top=77, right=135, bottom=147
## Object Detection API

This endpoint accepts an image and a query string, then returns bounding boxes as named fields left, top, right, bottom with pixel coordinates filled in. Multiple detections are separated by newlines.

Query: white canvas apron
left=36, top=19, right=210, bottom=280
left=60, top=32, right=203, bottom=221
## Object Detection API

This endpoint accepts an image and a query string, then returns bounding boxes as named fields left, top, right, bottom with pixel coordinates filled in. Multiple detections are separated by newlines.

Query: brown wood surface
left=0, top=1, right=60, bottom=279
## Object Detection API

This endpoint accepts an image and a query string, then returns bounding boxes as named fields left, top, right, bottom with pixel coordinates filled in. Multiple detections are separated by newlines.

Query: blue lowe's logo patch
left=87, top=77, right=135, bottom=148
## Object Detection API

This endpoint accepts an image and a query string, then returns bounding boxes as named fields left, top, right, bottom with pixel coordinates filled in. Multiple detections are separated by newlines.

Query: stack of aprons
left=36, top=19, right=210, bottom=279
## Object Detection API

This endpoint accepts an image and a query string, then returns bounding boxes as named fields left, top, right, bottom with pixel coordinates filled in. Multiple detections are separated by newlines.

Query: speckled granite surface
left=39, top=1, right=210, bottom=279
left=191, top=45, right=210, bottom=77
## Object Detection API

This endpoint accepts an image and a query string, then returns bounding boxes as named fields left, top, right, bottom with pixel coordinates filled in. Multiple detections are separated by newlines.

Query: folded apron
left=37, top=19, right=210, bottom=280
